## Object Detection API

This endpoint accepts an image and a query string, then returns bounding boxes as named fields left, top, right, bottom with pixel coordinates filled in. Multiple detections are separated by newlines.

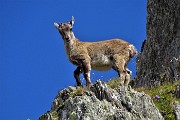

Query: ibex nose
left=64, top=37, right=70, bottom=41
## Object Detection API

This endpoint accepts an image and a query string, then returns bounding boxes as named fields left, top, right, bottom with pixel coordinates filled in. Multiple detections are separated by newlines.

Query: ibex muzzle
left=54, top=16, right=137, bottom=87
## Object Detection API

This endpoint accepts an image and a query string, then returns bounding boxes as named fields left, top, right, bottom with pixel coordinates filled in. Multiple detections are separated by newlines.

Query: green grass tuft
left=107, top=78, right=122, bottom=89
left=70, top=87, right=86, bottom=97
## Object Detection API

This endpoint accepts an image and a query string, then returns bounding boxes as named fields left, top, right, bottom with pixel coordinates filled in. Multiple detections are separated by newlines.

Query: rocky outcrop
left=39, top=81, right=164, bottom=120
left=136, top=0, right=180, bottom=88
left=174, top=102, right=180, bottom=120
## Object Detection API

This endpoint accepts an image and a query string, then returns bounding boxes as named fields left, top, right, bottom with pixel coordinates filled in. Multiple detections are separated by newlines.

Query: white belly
left=91, top=54, right=112, bottom=71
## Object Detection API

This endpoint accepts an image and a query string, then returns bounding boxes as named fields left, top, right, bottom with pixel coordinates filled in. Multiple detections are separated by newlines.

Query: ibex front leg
left=81, top=59, right=91, bottom=87
left=74, top=66, right=83, bottom=86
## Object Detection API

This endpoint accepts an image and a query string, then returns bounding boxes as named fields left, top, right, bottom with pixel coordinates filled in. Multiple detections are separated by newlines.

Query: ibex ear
left=70, top=16, right=74, bottom=26
left=54, top=22, right=59, bottom=28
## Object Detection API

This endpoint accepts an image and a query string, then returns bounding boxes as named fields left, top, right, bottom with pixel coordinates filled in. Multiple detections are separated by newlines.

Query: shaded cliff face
left=136, top=0, right=180, bottom=87
left=39, top=81, right=163, bottom=120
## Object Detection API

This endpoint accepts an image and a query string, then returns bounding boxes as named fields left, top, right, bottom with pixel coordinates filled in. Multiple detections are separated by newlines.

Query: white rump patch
left=128, top=44, right=137, bottom=57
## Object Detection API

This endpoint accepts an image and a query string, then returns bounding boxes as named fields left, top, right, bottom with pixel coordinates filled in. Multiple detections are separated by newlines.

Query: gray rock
left=39, top=81, right=164, bottom=120
left=173, top=102, right=180, bottom=120
left=136, top=0, right=180, bottom=88
left=175, top=85, right=180, bottom=98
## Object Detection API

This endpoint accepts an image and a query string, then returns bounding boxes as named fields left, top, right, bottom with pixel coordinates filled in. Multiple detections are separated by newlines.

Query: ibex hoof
left=86, top=83, right=92, bottom=89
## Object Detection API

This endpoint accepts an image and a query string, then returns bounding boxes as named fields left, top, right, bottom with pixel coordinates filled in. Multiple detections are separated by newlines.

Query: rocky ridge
left=39, top=81, right=164, bottom=120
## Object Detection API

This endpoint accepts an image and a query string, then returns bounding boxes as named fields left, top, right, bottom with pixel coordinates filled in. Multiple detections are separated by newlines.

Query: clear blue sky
left=0, top=0, right=146, bottom=119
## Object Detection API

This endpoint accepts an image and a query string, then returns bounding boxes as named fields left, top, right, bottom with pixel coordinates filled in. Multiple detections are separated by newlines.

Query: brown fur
left=54, top=16, right=137, bottom=87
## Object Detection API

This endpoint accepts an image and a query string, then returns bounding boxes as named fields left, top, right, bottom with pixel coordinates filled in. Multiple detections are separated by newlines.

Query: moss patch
left=70, top=111, right=76, bottom=120
left=51, top=110, right=59, bottom=120
left=135, top=80, right=180, bottom=120
left=70, top=87, right=86, bottom=97
left=107, top=78, right=122, bottom=89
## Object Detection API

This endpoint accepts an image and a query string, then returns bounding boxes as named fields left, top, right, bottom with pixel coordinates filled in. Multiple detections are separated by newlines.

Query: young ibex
left=54, top=16, right=137, bottom=87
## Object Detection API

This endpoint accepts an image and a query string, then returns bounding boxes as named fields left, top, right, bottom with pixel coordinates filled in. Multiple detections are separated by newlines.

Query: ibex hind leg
left=112, top=55, right=126, bottom=86
left=74, top=66, right=83, bottom=86
left=124, top=73, right=131, bottom=87
left=124, top=68, right=132, bottom=86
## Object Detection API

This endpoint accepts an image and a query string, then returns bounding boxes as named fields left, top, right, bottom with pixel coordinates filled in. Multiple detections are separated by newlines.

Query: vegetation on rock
left=136, top=80, right=180, bottom=120
left=107, top=78, right=122, bottom=89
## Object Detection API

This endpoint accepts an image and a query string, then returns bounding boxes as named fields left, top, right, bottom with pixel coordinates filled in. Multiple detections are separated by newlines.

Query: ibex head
left=54, top=16, right=75, bottom=42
